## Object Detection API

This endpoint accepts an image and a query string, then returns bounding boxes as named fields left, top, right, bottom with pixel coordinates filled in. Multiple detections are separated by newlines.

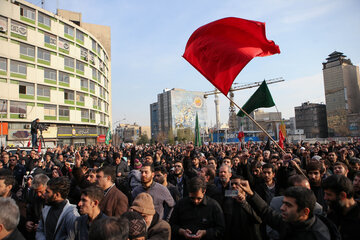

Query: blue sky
left=30, top=0, right=360, bottom=127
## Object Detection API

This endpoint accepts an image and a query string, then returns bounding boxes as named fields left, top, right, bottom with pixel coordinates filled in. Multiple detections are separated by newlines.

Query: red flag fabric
left=183, top=17, right=280, bottom=95
left=27, top=138, right=31, bottom=147
left=38, top=138, right=41, bottom=153
left=237, top=131, right=244, bottom=141
left=278, top=129, right=285, bottom=149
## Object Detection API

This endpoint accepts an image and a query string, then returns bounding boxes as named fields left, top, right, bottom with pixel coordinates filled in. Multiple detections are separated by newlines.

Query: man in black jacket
left=239, top=180, right=331, bottom=240
left=30, top=118, right=39, bottom=148
left=69, top=186, right=107, bottom=240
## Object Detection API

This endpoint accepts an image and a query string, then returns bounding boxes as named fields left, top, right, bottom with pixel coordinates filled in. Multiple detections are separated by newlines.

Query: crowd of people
left=0, top=140, right=359, bottom=240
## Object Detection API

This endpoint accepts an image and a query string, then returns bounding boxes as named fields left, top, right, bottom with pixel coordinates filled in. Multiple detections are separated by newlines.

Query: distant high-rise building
left=150, top=88, right=207, bottom=141
left=322, top=51, right=360, bottom=137
left=295, top=102, right=328, bottom=138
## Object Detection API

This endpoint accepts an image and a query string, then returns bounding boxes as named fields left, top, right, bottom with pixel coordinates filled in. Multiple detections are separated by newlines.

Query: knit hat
left=122, top=211, right=147, bottom=239
left=130, top=193, right=155, bottom=215
left=134, top=159, right=142, bottom=169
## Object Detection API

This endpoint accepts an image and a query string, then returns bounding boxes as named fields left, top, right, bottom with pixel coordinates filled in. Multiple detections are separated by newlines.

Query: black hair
left=322, top=174, right=354, bottom=199
left=89, top=216, right=129, bottom=240
left=0, top=169, right=15, bottom=187
left=47, top=176, right=70, bottom=199
left=288, top=174, right=308, bottom=187
left=284, top=186, right=316, bottom=218
left=262, top=163, right=275, bottom=173
left=188, top=176, right=206, bottom=193
left=97, top=166, right=116, bottom=183
left=154, top=165, right=167, bottom=175
left=81, top=185, right=104, bottom=203
left=142, top=162, right=154, bottom=173
left=306, top=161, right=324, bottom=174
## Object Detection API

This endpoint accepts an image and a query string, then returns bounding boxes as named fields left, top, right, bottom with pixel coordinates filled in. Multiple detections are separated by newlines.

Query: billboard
left=171, top=91, right=207, bottom=130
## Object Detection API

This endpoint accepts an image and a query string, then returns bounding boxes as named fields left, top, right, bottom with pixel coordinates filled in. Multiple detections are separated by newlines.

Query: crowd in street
left=0, top=140, right=360, bottom=240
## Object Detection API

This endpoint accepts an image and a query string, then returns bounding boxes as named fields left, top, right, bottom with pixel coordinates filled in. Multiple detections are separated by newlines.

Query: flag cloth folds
left=278, top=129, right=285, bottom=149
left=237, top=80, right=275, bottom=117
left=194, top=113, right=202, bottom=147
left=105, top=129, right=112, bottom=145
left=183, top=17, right=280, bottom=95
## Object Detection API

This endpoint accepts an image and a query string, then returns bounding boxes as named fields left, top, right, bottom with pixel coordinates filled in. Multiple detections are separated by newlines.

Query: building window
left=64, top=56, right=74, bottom=68
left=92, top=67, right=97, bottom=79
left=100, top=113, right=105, bottom=122
left=38, top=13, right=51, bottom=27
left=37, top=85, right=50, bottom=97
left=105, top=79, right=108, bottom=89
left=20, top=43, right=35, bottom=57
left=58, top=38, right=70, bottom=51
left=64, top=24, right=74, bottom=37
left=44, top=104, right=56, bottom=116
left=80, top=47, right=88, bottom=60
left=89, top=81, right=95, bottom=92
left=44, top=68, right=56, bottom=81
left=76, top=30, right=84, bottom=42
left=59, top=71, right=70, bottom=84
left=11, top=20, right=27, bottom=37
left=19, top=82, right=34, bottom=95
left=76, top=60, right=84, bottom=72
left=20, top=5, right=35, bottom=20
left=64, top=90, right=74, bottom=100
left=76, top=92, right=85, bottom=102
left=0, top=58, right=7, bottom=72
left=97, top=44, right=101, bottom=56
left=38, top=48, right=51, bottom=62
left=98, top=99, right=102, bottom=110
left=80, top=78, right=88, bottom=89
left=92, top=97, right=97, bottom=107
left=91, top=38, right=96, bottom=51
left=10, top=60, right=27, bottom=75
left=0, top=100, right=7, bottom=114
left=81, top=109, right=89, bottom=119
left=89, top=52, right=95, bottom=65
left=97, top=70, right=101, bottom=82
left=10, top=101, right=26, bottom=114
left=44, top=33, right=57, bottom=46
left=90, top=110, right=95, bottom=120
left=59, top=106, right=69, bottom=117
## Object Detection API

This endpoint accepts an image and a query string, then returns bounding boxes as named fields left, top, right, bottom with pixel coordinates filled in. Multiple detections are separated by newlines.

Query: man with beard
left=333, top=162, right=349, bottom=177
left=323, top=174, right=360, bottom=240
left=96, top=166, right=128, bottom=217
left=307, top=161, right=327, bottom=211
left=69, top=186, right=108, bottom=240
left=36, top=176, right=79, bottom=240
left=0, top=169, right=15, bottom=198
left=154, top=165, right=180, bottom=203
left=168, top=160, right=190, bottom=198
left=132, top=163, right=175, bottom=220
left=239, top=181, right=331, bottom=240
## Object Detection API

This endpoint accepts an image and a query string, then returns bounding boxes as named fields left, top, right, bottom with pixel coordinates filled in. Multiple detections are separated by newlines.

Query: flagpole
left=223, top=94, right=307, bottom=178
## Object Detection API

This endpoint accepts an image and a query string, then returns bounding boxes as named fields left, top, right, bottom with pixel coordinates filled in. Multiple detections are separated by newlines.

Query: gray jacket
left=36, top=200, right=79, bottom=240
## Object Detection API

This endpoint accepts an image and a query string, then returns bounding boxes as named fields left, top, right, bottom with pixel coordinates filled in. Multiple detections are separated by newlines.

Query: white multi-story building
left=0, top=0, right=111, bottom=146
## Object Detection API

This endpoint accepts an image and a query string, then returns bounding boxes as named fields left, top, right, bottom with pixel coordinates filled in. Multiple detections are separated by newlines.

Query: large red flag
left=278, top=129, right=285, bottom=150
left=183, top=17, right=280, bottom=95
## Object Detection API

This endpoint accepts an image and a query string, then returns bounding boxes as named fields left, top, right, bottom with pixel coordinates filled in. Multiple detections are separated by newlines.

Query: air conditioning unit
left=19, top=113, right=27, bottom=118
left=24, top=124, right=31, bottom=129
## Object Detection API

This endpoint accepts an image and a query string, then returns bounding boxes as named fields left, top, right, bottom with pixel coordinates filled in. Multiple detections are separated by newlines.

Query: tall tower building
left=322, top=51, right=360, bottom=137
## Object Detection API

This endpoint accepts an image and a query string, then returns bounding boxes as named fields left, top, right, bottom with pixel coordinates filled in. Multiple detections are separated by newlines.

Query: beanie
left=122, top=211, right=147, bottom=239
left=134, top=159, right=142, bottom=169
left=130, top=193, right=155, bottom=215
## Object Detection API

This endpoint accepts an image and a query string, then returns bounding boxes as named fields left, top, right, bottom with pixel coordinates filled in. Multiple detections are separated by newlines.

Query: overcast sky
left=29, top=0, right=360, bottom=127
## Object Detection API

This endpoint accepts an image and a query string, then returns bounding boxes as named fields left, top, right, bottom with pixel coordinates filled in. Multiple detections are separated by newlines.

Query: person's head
left=1, top=153, right=9, bottom=164
left=45, top=176, right=70, bottom=204
left=96, top=166, right=115, bottom=190
left=130, top=193, right=155, bottom=228
left=30, top=150, right=36, bottom=159
left=154, top=165, right=167, bottom=185
left=32, top=173, right=49, bottom=198
left=327, top=152, right=337, bottom=163
left=280, top=186, right=316, bottom=222
left=86, top=168, right=97, bottom=184
left=288, top=174, right=311, bottom=189
left=353, top=172, right=360, bottom=193
left=35, top=118, right=39, bottom=123
left=144, top=154, right=153, bottom=165
left=306, top=161, right=324, bottom=185
left=113, top=152, right=121, bottom=165
left=78, top=186, right=104, bottom=216
left=140, top=163, right=154, bottom=185
left=198, top=166, right=216, bottom=183
left=8, top=155, right=17, bottom=167
left=230, top=175, right=245, bottom=196
left=219, top=164, right=232, bottom=185
left=207, top=158, right=217, bottom=170
left=251, top=161, right=262, bottom=177
left=349, top=158, right=360, bottom=171
left=0, top=197, right=20, bottom=239
left=322, top=174, right=354, bottom=211
left=57, top=154, right=64, bottom=162
left=262, top=163, right=276, bottom=184
left=263, top=150, right=271, bottom=159
left=232, top=156, right=240, bottom=167
left=188, top=176, right=206, bottom=206
left=122, top=211, right=147, bottom=240
left=333, top=162, right=349, bottom=177
left=192, top=156, right=200, bottom=168
left=89, top=216, right=129, bottom=240
left=173, top=160, right=184, bottom=176
left=222, top=157, right=233, bottom=168
left=0, top=169, right=15, bottom=198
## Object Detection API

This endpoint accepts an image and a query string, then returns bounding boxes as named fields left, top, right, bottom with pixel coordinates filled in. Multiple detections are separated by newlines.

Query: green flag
left=105, top=128, right=112, bottom=145
left=237, top=80, right=275, bottom=117
left=194, top=113, right=202, bottom=147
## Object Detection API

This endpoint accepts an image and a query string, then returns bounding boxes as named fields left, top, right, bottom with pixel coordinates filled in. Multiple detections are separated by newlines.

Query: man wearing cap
left=31, top=118, right=40, bottom=148
left=130, top=192, right=171, bottom=240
